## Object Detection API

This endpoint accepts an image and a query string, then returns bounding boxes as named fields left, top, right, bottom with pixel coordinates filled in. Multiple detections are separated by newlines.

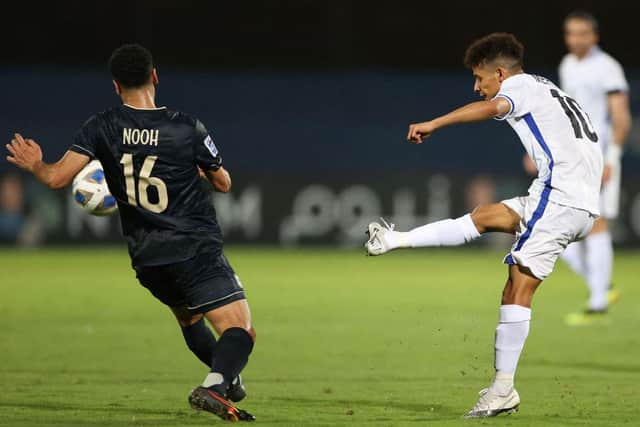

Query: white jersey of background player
left=365, top=33, right=602, bottom=418
left=558, top=11, right=631, bottom=324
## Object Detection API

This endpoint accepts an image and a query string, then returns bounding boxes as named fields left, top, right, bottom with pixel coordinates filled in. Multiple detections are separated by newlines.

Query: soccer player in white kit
left=364, top=33, right=603, bottom=417
left=559, top=11, right=631, bottom=325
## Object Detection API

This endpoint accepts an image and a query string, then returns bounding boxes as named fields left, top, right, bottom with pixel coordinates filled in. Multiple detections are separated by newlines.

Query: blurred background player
left=6, top=44, right=256, bottom=422
left=366, top=33, right=602, bottom=417
left=559, top=11, right=631, bottom=325
left=0, top=173, right=25, bottom=242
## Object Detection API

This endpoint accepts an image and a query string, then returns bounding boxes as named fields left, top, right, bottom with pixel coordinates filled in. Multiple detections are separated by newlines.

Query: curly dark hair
left=463, top=33, right=524, bottom=70
left=108, top=44, right=154, bottom=89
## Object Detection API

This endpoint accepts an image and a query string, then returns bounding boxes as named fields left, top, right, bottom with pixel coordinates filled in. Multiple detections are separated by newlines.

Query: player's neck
left=503, top=69, right=524, bottom=80
left=120, top=88, right=157, bottom=109
left=574, top=45, right=597, bottom=61
left=574, top=50, right=589, bottom=60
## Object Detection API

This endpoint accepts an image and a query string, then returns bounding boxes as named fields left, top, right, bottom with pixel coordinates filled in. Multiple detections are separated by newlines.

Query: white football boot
left=364, top=218, right=395, bottom=256
left=463, top=387, right=520, bottom=418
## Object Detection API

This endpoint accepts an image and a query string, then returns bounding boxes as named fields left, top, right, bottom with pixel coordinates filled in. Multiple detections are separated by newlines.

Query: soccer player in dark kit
left=6, top=44, right=256, bottom=422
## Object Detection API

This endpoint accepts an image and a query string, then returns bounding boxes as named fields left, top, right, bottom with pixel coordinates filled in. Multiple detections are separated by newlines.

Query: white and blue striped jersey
left=494, top=73, right=603, bottom=215
left=559, top=46, right=629, bottom=154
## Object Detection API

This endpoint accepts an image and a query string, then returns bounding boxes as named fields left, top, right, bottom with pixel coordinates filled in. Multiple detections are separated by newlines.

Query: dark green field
left=1, top=247, right=638, bottom=426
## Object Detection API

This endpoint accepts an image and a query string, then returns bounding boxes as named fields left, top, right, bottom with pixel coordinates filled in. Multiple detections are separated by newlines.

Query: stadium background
left=2, top=0, right=640, bottom=248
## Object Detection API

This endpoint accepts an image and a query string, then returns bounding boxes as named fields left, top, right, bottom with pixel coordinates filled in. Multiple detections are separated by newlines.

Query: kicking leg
left=365, top=203, right=520, bottom=255
left=465, top=264, right=540, bottom=418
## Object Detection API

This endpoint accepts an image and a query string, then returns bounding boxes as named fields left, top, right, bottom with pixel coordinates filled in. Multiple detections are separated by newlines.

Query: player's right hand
left=6, top=133, right=43, bottom=173
left=407, top=121, right=436, bottom=144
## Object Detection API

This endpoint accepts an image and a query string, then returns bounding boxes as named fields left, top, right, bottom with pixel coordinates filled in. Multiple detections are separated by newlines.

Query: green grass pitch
left=1, top=247, right=639, bottom=426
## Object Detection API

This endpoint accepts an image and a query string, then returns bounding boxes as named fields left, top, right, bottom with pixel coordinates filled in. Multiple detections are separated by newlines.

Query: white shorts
left=501, top=195, right=595, bottom=280
left=600, top=163, right=621, bottom=219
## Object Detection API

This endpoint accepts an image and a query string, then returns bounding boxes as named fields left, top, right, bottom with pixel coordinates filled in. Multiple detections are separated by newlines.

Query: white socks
left=202, top=372, right=224, bottom=388
left=491, top=371, right=515, bottom=396
left=561, top=232, right=613, bottom=311
left=492, top=304, right=531, bottom=395
left=585, top=232, right=613, bottom=311
left=383, top=228, right=411, bottom=249
left=384, top=214, right=481, bottom=249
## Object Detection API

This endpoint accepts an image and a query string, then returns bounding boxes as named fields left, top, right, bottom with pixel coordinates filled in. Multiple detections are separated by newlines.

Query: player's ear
left=496, top=67, right=507, bottom=83
left=151, top=68, right=159, bottom=86
left=112, top=80, right=121, bottom=96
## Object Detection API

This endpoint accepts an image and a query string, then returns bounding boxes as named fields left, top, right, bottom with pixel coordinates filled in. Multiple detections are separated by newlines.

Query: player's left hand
left=6, top=133, right=43, bottom=172
left=407, top=121, right=437, bottom=144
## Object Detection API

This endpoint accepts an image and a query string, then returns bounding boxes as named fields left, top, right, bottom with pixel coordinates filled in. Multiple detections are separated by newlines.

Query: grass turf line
left=1, top=247, right=639, bottom=426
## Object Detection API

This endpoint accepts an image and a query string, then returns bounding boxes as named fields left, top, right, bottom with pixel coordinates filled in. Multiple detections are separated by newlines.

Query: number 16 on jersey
left=120, top=154, right=169, bottom=213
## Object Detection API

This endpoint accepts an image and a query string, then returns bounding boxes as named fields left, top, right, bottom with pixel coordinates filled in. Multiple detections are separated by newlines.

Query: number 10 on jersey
left=120, top=154, right=169, bottom=213
left=550, top=89, right=598, bottom=142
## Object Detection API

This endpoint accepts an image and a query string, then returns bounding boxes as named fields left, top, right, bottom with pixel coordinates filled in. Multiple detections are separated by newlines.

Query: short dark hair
left=565, top=10, right=599, bottom=34
left=108, top=44, right=154, bottom=89
left=463, top=33, right=524, bottom=70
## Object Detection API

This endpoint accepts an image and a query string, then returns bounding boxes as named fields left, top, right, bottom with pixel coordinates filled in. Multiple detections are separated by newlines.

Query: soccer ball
left=72, top=160, right=117, bottom=216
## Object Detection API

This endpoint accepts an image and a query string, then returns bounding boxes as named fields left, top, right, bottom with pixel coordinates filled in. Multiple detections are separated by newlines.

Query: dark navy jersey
left=69, top=104, right=224, bottom=267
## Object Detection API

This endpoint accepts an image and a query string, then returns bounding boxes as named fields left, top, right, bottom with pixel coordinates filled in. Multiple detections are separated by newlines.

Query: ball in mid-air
left=72, top=160, right=117, bottom=216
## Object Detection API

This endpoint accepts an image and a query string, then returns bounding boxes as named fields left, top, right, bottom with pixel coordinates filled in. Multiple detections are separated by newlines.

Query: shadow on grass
left=529, top=359, right=640, bottom=374
left=0, top=400, right=187, bottom=417
left=268, top=395, right=458, bottom=420
left=1, top=396, right=456, bottom=424
left=0, top=401, right=227, bottom=426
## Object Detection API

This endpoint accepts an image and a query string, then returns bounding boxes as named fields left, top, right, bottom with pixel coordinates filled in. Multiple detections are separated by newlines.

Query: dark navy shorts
left=135, top=251, right=246, bottom=314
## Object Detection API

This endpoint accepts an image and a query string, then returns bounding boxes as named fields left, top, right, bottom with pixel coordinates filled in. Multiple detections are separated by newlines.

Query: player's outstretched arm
left=407, top=98, right=511, bottom=144
left=204, top=166, right=232, bottom=193
left=6, top=133, right=90, bottom=189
